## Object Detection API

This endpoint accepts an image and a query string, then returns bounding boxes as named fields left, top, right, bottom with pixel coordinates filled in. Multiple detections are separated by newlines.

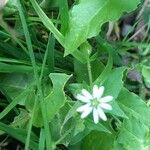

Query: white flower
left=76, top=85, right=113, bottom=124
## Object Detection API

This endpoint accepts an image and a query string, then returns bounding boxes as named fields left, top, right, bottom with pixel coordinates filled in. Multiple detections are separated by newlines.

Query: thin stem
left=25, top=95, right=38, bottom=150
left=87, top=60, right=93, bottom=86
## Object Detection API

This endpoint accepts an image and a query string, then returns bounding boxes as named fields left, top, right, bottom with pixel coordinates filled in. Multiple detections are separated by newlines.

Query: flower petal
left=98, top=86, right=105, bottom=98
left=100, top=103, right=112, bottom=110
left=93, top=108, right=99, bottom=124
left=99, top=96, right=113, bottom=103
left=97, top=107, right=107, bottom=121
left=76, top=94, right=90, bottom=103
left=81, top=89, right=92, bottom=100
left=76, top=103, right=91, bottom=112
left=93, top=85, right=100, bottom=98
left=80, top=107, right=93, bottom=118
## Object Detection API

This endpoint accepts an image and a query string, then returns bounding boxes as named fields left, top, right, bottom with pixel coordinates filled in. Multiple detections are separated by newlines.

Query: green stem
left=25, top=96, right=38, bottom=150
left=87, top=60, right=92, bottom=86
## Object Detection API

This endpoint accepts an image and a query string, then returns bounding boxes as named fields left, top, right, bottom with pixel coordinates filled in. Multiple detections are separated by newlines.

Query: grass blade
left=17, top=0, right=53, bottom=149
left=30, top=0, right=64, bottom=46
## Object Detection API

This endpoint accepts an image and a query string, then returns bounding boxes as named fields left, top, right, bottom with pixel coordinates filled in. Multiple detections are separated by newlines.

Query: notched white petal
left=93, top=85, right=100, bottom=98
left=100, top=103, right=112, bottom=110
left=76, top=94, right=90, bottom=103
left=98, top=86, right=104, bottom=98
left=81, top=89, right=92, bottom=100
left=99, top=96, right=113, bottom=103
left=80, top=107, right=93, bottom=118
left=76, top=103, right=91, bottom=112
left=93, top=108, right=99, bottom=124
left=76, top=85, right=113, bottom=123
left=97, top=107, right=107, bottom=121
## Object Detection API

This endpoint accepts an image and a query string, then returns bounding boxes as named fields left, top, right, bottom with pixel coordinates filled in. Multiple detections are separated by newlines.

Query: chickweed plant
left=0, top=0, right=150, bottom=149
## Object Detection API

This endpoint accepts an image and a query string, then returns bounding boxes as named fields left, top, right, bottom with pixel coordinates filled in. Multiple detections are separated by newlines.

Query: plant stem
left=25, top=95, right=38, bottom=150
left=87, top=60, right=93, bottom=86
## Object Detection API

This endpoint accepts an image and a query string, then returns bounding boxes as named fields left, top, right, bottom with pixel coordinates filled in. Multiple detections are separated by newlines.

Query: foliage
left=1, top=0, right=150, bottom=150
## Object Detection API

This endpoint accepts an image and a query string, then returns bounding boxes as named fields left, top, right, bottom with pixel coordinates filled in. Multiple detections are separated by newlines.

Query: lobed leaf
left=32, top=73, right=72, bottom=127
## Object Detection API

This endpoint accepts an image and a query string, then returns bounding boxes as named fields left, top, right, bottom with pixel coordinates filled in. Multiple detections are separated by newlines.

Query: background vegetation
left=0, top=0, right=150, bottom=149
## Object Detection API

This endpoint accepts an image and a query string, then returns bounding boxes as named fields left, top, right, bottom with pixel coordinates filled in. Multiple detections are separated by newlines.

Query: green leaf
left=64, top=0, right=140, bottom=55
left=39, top=129, right=45, bottom=150
left=102, top=67, right=127, bottom=118
left=84, top=118, right=111, bottom=133
left=0, top=84, right=33, bottom=120
left=11, top=109, right=30, bottom=128
left=74, top=59, right=105, bottom=84
left=0, top=73, right=33, bottom=105
left=82, top=130, right=116, bottom=150
left=117, top=116, right=149, bottom=150
left=103, top=67, right=126, bottom=98
left=0, top=122, right=38, bottom=150
left=82, top=117, right=149, bottom=150
left=46, top=73, right=72, bottom=120
left=117, top=88, right=150, bottom=126
left=59, top=0, right=69, bottom=34
left=61, top=102, right=81, bottom=129
left=0, top=62, right=38, bottom=73
left=32, top=73, right=71, bottom=127
left=142, top=65, right=150, bottom=88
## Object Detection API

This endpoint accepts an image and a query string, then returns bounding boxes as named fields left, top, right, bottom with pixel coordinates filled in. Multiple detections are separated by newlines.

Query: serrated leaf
left=117, top=88, right=150, bottom=126
left=64, top=0, right=140, bottom=55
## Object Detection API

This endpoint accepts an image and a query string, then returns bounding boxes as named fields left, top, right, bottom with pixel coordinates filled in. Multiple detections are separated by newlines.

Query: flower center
left=91, top=98, right=99, bottom=107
